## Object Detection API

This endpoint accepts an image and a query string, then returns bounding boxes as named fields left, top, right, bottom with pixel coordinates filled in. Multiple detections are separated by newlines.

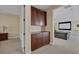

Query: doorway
left=0, top=5, right=24, bottom=54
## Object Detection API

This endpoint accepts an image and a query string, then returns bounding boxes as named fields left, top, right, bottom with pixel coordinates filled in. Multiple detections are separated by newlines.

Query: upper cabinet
left=31, top=6, right=47, bottom=26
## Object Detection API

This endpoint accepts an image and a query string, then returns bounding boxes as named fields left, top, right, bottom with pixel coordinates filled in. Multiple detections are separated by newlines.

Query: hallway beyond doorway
left=0, top=38, right=23, bottom=54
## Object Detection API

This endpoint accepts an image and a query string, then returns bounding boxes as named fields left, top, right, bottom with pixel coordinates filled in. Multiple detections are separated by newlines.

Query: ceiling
left=32, top=5, right=51, bottom=11
left=0, top=5, right=61, bottom=16
left=0, top=5, right=22, bottom=16
left=32, top=5, right=62, bottom=11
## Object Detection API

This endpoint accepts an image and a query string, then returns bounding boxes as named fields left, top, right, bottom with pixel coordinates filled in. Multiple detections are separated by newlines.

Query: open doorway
left=53, top=5, right=79, bottom=54
left=0, top=5, right=24, bottom=54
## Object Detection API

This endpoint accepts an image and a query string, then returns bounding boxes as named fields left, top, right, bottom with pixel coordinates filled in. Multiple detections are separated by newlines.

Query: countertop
left=31, top=31, right=50, bottom=34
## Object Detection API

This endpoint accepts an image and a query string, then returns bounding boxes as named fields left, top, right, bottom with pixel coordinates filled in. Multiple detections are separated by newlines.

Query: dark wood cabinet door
left=0, top=34, right=2, bottom=41
left=3, top=33, right=8, bottom=40
left=31, top=32, right=50, bottom=51
left=0, top=33, right=8, bottom=41
left=37, top=33, right=43, bottom=48
left=31, top=34, right=38, bottom=51
left=31, top=33, right=43, bottom=51
left=31, top=7, right=40, bottom=25
left=44, top=12, right=47, bottom=26
left=37, top=10, right=44, bottom=26
left=31, top=6, right=47, bottom=26
left=42, top=32, right=50, bottom=45
left=31, top=7, right=36, bottom=25
left=31, top=7, right=40, bottom=26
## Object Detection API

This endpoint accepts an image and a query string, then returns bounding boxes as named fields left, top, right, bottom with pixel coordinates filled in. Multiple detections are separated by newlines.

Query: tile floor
left=0, top=38, right=23, bottom=54
left=1, top=38, right=79, bottom=54
left=32, top=44, right=79, bottom=54
left=32, top=38, right=79, bottom=54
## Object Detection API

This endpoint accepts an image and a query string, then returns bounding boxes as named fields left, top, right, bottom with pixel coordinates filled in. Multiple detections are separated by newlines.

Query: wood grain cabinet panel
left=42, top=32, right=50, bottom=45
left=31, top=34, right=38, bottom=51
left=31, top=32, right=50, bottom=51
left=0, top=33, right=8, bottom=41
left=31, top=7, right=38, bottom=25
left=31, top=6, right=47, bottom=26
left=37, top=33, right=43, bottom=48
left=31, top=33, right=42, bottom=51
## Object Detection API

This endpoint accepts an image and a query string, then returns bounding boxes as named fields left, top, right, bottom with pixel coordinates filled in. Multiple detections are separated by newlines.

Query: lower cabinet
left=42, top=32, right=50, bottom=45
left=0, top=33, right=8, bottom=41
left=31, top=32, right=50, bottom=51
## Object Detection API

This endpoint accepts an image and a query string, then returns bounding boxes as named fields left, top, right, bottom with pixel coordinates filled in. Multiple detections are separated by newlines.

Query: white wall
left=43, top=6, right=61, bottom=45
left=0, top=13, right=20, bottom=39
left=31, top=26, right=41, bottom=32
left=53, top=6, right=79, bottom=32
left=53, top=5, right=79, bottom=50
left=25, top=5, right=31, bottom=53
left=0, top=5, right=21, bottom=16
left=20, top=5, right=25, bottom=53
left=44, top=7, right=53, bottom=44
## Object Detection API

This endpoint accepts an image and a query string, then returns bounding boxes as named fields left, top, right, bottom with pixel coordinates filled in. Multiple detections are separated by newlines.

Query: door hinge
left=23, top=33, right=25, bottom=35
left=24, top=18, right=25, bottom=21
left=24, top=5, right=25, bottom=7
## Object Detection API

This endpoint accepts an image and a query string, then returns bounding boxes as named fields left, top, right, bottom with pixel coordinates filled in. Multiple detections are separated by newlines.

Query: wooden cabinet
left=31, top=32, right=50, bottom=51
left=43, top=32, right=50, bottom=45
left=31, top=6, right=47, bottom=26
left=0, top=33, right=8, bottom=41
left=31, top=7, right=39, bottom=25
left=31, top=34, right=38, bottom=51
